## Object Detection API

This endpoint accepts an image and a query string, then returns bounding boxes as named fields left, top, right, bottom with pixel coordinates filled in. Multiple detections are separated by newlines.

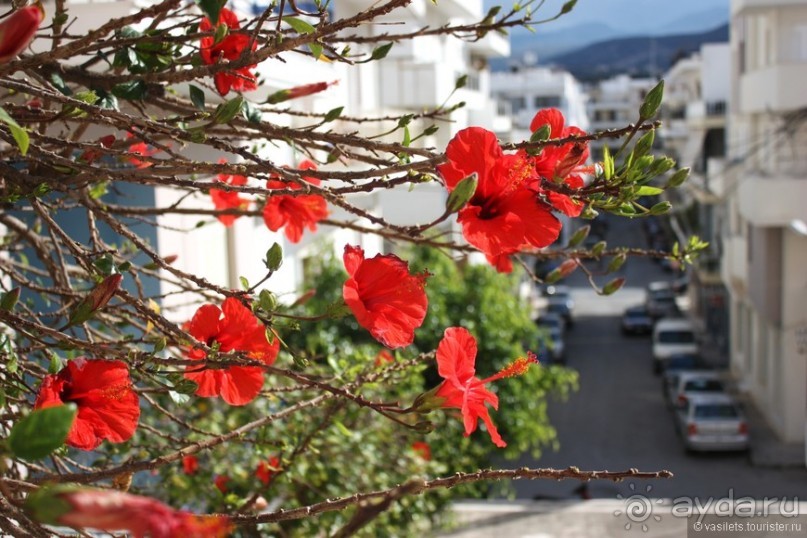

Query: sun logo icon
left=613, top=483, right=664, bottom=532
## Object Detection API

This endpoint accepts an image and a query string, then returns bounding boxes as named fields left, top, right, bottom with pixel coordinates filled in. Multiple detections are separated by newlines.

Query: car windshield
left=658, top=331, right=695, bottom=344
left=693, top=404, right=740, bottom=419
left=667, top=356, right=700, bottom=369
left=683, top=379, right=725, bottom=392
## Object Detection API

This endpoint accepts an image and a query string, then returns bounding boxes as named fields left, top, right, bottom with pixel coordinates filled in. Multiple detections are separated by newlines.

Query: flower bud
left=265, top=80, right=338, bottom=105
left=0, top=6, right=45, bottom=64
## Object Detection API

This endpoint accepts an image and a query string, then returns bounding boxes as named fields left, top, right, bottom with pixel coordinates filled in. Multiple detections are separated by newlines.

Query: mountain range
left=486, top=0, right=730, bottom=78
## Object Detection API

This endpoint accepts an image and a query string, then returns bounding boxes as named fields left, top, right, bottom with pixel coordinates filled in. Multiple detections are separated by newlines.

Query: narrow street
left=506, top=216, right=807, bottom=501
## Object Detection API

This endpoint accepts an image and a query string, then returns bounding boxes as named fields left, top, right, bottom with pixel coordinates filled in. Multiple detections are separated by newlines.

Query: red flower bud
left=63, top=274, right=123, bottom=329
left=265, top=80, right=338, bottom=104
left=0, top=6, right=44, bottom=64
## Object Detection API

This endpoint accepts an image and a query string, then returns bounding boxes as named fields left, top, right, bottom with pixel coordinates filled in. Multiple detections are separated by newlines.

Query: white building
left=722, top=0, right=807, bottom=455
left=660, top=44, right=731, bottom=353
left=490, top=65, right=589, bottom=142
left=587, top=75, right=657, bottom=162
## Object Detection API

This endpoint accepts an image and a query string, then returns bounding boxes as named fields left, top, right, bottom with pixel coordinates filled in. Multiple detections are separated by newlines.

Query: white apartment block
left=587, top=75, right=657, bottom=162
left=490, top=65, right=589, bottom=143
left=723, top=0, right=807, bottom=454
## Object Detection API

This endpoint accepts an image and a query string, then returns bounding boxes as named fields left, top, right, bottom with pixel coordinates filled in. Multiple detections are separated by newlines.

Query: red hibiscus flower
left=262, top=160, right=329, bottom=243
left=34, top=359, right=140, bottom=451
left=211, top=159, right=250, bottom=226
left=199, top=8, right=258, bottom=96
left=527, top=108, right=590, bottom=217
left=127, top=141, right=157, bottom=169
left=182, top=455, right=199, bottom=475
left=438, top=127, right=561, bottom=273
left=342, top=245, right=429, bottom=349
left=26, top=486, right=231, bottom=538
left=214, top=475, right=229, bottom=494
left=434, top=327, right=537, bottom=448
left=256, top=456, right=280, bottom=486
left=183, top=297, right=280, bottom=406
left=0, top=5, right=44, bottom=63
left=411, top=441, right=431, bottom=461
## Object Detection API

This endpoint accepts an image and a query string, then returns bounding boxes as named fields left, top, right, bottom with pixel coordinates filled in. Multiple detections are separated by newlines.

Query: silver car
left=675, top=393, right=749, bottom=452
left=666, top=370, right=726, bottom=409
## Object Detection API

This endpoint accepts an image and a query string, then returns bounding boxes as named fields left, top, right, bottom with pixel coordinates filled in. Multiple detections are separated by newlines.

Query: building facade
left=722, top=0, right=807, bottom=452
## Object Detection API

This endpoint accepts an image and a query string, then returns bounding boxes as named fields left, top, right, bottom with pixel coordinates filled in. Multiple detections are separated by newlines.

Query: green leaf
left=455, top=74, right=468, bottom=89
left=0, top=288, right=20, bottom=311
left=213, top=96, right=245, bottom=124
left=649, top=201, right=672, bottom=215
left=566, top=225, right=590, bottom=248
left=402, top=125, right=411, bottom=147
left=213, top=22, right=229, bottom=44
left=601, top=277, right=626, bottom=296
left=634, top=186, right=663, bottom=198
left=8, top=405, right=77, bottom=461
left=370, top=43, right=393, bottom=61
left=49, top=73, right=73, bottom=96
left=88, top=181, right=108, bottom=200
left=559, top=0, right=578, bottom=15
left=111, top=80, right=147, bottom=100
left=242, top=100, right=262, bottom=124
left=284, top=17, right=316, bottom=34
left=258, top=289, right=276, bottom=312
left=264, top=242, right=283, bottom=271
left=239, top=276, right=250, bottom=290
left=195, top=0, right=224, bottom=25
left=445, top=172, right=478, bottom=214
left=189, top=85, right=206, bottom=111
left=632, top=130, right=655, bottom=159
left=308, top=42, right=323, bottom=59
left=0, top=106, right=30, bottom=156
left=640, top=80, right=664, bottom=119
left=323, top=106, right=343, bottom=123
left=666, top=167, right=690, bottom=188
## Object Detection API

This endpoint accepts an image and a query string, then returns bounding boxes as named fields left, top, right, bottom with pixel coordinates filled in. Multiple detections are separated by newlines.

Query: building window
left=533, top=95, right=561, bottom=108
left=510, top=97, right=526, bottom=113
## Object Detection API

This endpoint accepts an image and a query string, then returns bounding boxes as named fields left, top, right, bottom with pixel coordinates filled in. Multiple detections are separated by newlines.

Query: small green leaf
left=308, top=42, right=323, bottom=59
left=8, top=405, right=77, bottom=461
left=370, top=43, right=393, bottom=61
left=445, top=173, right=478, bottom=214
left=189, top=85, right=206, bottom=111
left=649, top=201, right=672, bottom=215
left=402, top=125, right=411, bottom=147
left=111, top=80, right=147, bottom=100
left=153, top=337, right=167, bottom=353
left=264, top=242, right=283, bottom=271
left=635, top=186, right=663, bottom=196
left=213, top=96, right=245, bottom=124
left=591, top=240, right=607, bottom=257
left=284, top=17, right=316, bottom=34
left=323, top=106, right=343, bottom=123
left=601, top=277, right=626, bottom=296
left=640, top=80, right=664, bottom=119
left=455, top=74, right=468, bottom=89
left=632, top=130, right=655, bottom=159
left=242, top=100, right=262, bottom=124
left=607, top=253, right=627, bottom=273
left=195, top=0, right=224, bottom=25
left=89, top=181, right=108, bottom=200
left=559, top=0, right=578, bottom=15
left=213, top=22, right=228, bottom=44
left=0, top=106, right=30, bottom=156
left=0, top=288, right=21, bottom=311
left=239, top=276, right=250, bottom=290
left=666, top=167, right=690, bottom=188
left=258, top=289, right=276, bottom=312
left=567, top=225, right=590, bottom=248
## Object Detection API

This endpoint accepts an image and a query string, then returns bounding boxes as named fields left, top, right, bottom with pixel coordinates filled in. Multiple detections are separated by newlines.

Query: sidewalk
left=687, top=308, right=805, bottom=468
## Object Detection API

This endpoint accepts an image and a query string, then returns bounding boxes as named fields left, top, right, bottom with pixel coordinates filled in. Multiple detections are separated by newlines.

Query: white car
left=652, top=318, right=698, bottom=373
left=675, top=393, right=749, bottom=452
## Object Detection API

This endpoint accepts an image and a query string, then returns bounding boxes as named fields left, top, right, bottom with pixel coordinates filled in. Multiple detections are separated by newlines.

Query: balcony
left=739, top=63, right=807, bottom=114
left=379, top=61, right=452, bottom=109
left=738, top=175, right=807, bottom=226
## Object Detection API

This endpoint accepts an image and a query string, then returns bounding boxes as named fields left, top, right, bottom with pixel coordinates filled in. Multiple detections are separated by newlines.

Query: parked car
left=544, top=285, right=574, bottom=327
left=660, top=353, right=708, bottom=393
left=535, top=313, right=565, bottom=333
left=533, top=325, right=566, bottom=364
left=652, top=318, right=698, bottom=373
left=675, top=393, right=749, bottom=452
left=621, top=305, right=653, bottom=335
left=645, top=286, right=680, bottom=319
left=666, top=370, right=726, bottom=410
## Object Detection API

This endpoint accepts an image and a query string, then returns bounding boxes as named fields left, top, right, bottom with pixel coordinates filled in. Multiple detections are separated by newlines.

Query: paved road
left=505, top=216, right=807, bottom=501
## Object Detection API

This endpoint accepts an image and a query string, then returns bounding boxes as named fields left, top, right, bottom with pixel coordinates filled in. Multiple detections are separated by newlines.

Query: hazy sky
left=483, top=0, right=730, bottom=32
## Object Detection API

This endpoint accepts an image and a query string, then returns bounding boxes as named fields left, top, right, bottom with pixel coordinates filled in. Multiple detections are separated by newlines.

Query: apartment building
left=587, top=74, right=657, bottom=162
left=722, top=0, right=807, bottom=452
left=661, top=44, right=731, bottom=355
left=490, top=65, right=589, bottom=143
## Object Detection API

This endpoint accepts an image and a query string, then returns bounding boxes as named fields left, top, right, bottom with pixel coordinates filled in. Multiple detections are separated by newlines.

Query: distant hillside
left=545, top=24, right=729, bottom=81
